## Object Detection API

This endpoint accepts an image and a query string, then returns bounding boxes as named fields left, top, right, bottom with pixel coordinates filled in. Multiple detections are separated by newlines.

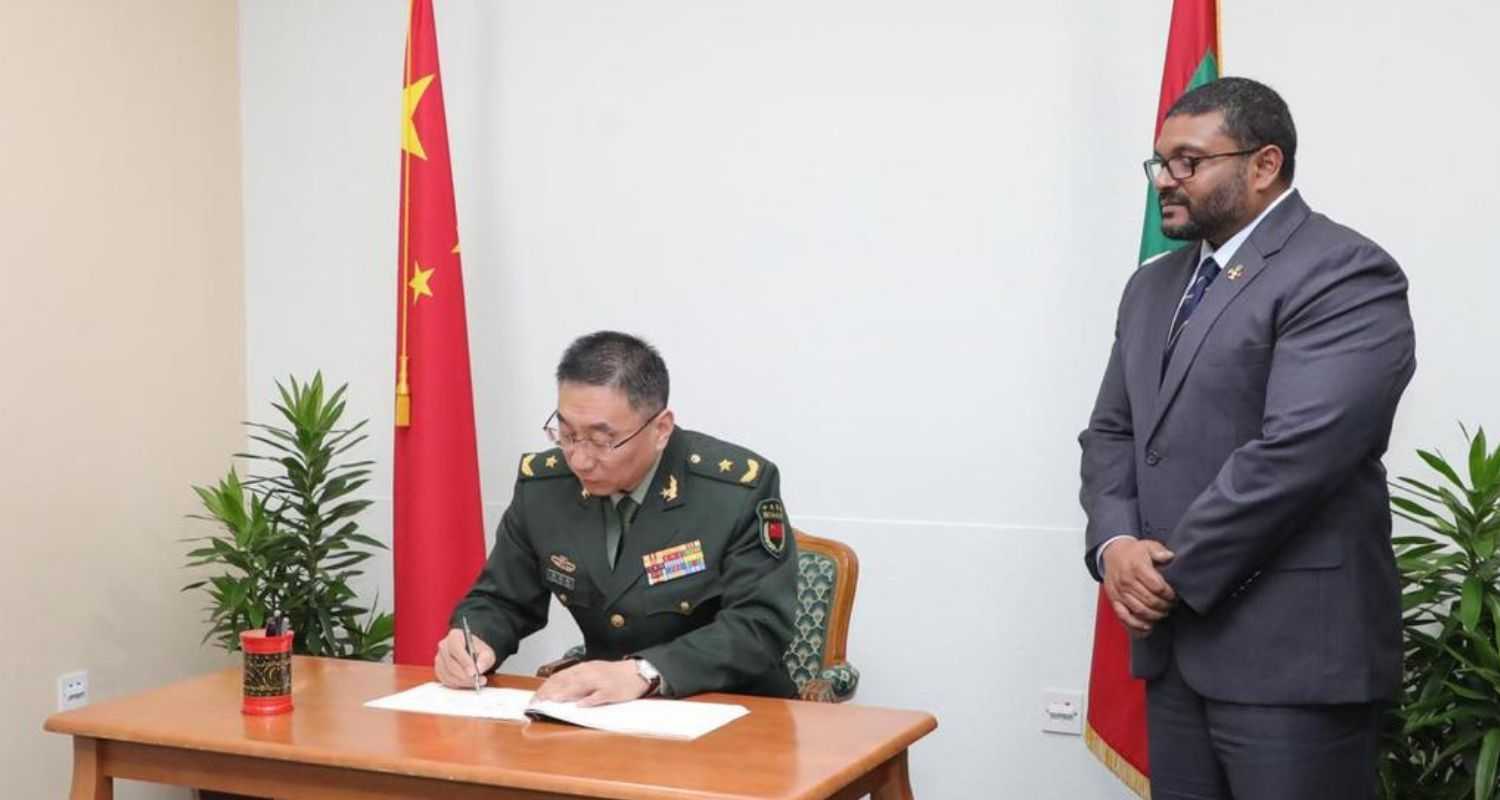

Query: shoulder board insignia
left=686, top=451, right=766, bottom=488
left=518, top=449, right=572, bottom=480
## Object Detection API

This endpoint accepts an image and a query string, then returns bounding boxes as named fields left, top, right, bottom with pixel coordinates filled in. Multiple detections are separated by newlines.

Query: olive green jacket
left=452, top=427, right=799, bottom=698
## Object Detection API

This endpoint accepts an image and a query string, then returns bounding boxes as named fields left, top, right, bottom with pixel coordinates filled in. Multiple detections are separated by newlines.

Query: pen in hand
left=461, top=615, right=483, bottom=693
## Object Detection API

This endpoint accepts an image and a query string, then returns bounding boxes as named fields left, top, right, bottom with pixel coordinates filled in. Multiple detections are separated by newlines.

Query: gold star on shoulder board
left=719, top=459, right=734, bottom=472
left=545, top=455, right=558, bottom=469
left=1226, top=265, right=1244, bottom=281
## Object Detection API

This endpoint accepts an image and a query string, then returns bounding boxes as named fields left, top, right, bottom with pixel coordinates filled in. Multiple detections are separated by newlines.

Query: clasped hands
left=434, top=628, right=651, bottom=706
left=1102, top=538, right=1177, bottom=638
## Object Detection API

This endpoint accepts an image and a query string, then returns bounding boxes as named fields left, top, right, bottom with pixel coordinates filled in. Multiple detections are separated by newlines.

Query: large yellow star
left=402, top=74, right=435, bottom=160
left=409, top=263, right=434, bottom=303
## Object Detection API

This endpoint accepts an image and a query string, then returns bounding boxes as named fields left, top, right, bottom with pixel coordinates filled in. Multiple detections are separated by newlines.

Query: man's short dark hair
left=556, top=331, right=670, bottom=414
left=1167, top=76, right=1297, bottom=183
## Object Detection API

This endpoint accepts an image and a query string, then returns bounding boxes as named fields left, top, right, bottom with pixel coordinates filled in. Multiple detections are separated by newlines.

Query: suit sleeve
left=1079, top=270, right=1144, bottom=581
left=635, top=465, right=798, bottom=697
left=449, top=484, right=551, bottom=668
left=1161, top=242, right=1415, bottom=614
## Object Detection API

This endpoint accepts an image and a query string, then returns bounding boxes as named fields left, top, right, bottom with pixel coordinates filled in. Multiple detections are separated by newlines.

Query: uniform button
left=1145, top=450, right=1161, bottom=466
left=679, top=601, right=691, bottom=613
left=558, top=593, right=569, bottom=604
left=610, top=614, right=626, bottom=629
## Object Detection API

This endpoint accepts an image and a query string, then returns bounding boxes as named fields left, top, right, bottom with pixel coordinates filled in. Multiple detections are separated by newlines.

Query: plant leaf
left=1478, top=728, right=1500, bottom=800
left=1420, top=449, right=1469, bottom=492
left=1462, top=576, right=1485, bottom=632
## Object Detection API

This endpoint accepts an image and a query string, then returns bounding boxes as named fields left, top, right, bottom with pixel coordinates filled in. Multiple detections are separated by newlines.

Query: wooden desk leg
left=70, top=737, right=113, bottom=800
left=870, top=749, right=914, bottom=800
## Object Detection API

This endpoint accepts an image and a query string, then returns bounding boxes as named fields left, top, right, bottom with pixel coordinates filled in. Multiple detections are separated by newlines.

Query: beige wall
left=0, top=2, right=244, bottom=797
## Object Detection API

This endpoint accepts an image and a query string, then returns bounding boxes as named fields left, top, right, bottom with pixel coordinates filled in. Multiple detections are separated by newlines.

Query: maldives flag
left=392, top=0, right=485, bottom=666
left=1084, top=1, right=1220, bottom=796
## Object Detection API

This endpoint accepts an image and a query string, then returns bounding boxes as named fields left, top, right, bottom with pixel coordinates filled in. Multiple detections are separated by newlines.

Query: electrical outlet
left=57, top=670, right=88, bottom=711
left=1042, top=688, right=1083, bottom=735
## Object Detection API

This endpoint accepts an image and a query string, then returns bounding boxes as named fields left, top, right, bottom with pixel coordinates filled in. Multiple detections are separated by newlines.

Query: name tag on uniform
left=643, top=540, right=706, bottom=586
left=545, top=568, right=576, bottom=590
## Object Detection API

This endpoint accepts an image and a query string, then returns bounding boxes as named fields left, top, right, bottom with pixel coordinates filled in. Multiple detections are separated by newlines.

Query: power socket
left=57, top=670, right=88, bottom=711
left=1042, top=688, right=1084, bottom=735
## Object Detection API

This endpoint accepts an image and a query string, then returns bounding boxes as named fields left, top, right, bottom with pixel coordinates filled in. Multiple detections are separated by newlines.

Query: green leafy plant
left=1381, top=426, right=1500, bottom=800
left=182, top=374, right=393, bottom=660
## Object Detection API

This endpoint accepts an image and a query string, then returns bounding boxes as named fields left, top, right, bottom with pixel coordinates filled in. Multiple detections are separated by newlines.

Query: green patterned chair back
left=782, top=529, right=860, bottom=702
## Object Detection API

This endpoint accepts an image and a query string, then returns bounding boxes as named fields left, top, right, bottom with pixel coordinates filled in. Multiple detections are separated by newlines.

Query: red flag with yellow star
left=392, top=0, right=485, bottom=666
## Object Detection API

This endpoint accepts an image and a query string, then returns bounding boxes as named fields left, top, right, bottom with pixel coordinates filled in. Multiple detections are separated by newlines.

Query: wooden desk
left=44, top=657, right=936, bottom=800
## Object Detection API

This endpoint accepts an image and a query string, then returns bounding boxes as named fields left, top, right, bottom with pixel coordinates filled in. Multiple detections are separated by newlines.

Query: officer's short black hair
left=556, top=331, right=670, bottom=414
left=1166, top=76, right=1297, bottom=184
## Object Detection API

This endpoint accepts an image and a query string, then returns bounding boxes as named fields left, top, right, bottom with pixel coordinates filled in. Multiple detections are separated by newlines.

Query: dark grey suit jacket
left=1079, top=191, right=1415, bottom=705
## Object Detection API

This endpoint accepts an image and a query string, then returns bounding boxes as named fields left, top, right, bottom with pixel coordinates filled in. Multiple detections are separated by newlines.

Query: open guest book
left=365, top=682, right=749, bottom=740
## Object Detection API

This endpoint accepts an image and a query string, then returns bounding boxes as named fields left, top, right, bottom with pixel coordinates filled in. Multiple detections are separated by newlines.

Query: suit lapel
left=1149, top=246, right=1264, bottom=430
left=1130, top=248, right=1196, bottom=428
left=562, top=490, right=611, bottom=599
left=602, top=429, right=689, bottom=608
left=1143, top=191, right=1310, bottom=445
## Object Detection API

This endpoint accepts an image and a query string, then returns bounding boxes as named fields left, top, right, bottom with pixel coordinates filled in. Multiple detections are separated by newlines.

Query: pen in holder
left=240, top=627, right=294, bottom=715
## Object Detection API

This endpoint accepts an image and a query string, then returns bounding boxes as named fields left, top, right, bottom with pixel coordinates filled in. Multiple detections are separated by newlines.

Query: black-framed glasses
left=543, top=408, right=664, bottom=457
left=1144, top=147, right=1262, bottom=182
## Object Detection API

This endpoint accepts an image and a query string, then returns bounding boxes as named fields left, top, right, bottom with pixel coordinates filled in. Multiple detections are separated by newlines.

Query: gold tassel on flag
left=395, top=355, right=411, bottom=427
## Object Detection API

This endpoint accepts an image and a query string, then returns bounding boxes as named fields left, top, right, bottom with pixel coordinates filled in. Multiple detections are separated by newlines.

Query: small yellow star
left=719, top=459, right=734, bottom=472
left=545, top=455, right=558, bottom=469
left=409, top=263, right=434, bottom=303
left=402, top=74, right=435, bottom=160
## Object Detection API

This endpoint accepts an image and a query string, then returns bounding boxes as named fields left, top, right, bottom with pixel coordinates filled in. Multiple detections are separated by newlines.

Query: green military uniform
left=451, top=427, right=799, bottom=698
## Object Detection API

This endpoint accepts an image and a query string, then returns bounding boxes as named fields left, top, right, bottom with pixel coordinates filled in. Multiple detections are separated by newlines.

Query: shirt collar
left=613, top=452, right=662, bottom=507
left=1199, top=186, right=1295, bottom=268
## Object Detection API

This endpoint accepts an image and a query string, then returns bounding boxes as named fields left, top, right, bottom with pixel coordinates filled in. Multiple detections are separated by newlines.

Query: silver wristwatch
left=631, top=658, right=662, bottom=695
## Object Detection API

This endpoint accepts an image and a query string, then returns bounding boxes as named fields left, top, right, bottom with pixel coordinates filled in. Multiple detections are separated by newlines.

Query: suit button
left=610, top=614, right=626, bottom=629
left=1145, top=450, right=1161, bottom=466
left=679, top=601, right=691, bottom=613
left=558, top=593, right=569, bottom=604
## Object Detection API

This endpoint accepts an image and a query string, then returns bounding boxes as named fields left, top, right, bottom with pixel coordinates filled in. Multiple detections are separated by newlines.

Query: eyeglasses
left=543, top=408, right=664, bottom=457
left=1144, top=147, right=1262, bottom=182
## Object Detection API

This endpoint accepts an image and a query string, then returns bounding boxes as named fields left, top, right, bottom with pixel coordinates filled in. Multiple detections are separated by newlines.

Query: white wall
left=238, top=1, right=1500, bottom=797
left=3, top=2, right=244, bottom=797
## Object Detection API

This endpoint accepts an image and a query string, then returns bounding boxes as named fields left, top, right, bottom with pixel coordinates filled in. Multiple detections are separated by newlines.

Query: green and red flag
left=1085, top=1, right=1220, bottom=796
left=392, top=0, right=485, bottom=665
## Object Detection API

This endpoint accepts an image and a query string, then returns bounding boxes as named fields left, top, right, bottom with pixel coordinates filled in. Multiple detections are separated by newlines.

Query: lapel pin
left=1226, top=265, right=1244, bottom=281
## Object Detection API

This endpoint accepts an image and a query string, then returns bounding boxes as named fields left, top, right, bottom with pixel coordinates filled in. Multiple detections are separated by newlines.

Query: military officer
left=435, top=331, right=799, bottom=705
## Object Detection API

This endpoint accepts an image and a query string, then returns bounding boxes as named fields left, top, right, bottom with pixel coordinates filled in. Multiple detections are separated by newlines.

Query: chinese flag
left=392, top=0, right=485, bottom=666
left=1085, top=1, right=1220, bottom=796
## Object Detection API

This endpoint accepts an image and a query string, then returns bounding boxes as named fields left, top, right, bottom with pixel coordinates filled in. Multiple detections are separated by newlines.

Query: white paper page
left=526, top=697, right=749, bottom=740
left=364, top=682, right=534, bottom=721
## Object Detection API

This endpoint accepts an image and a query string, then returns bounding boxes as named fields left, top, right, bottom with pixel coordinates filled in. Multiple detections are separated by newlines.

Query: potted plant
left=1381, top=426, right=1500, bottom=800
left=182, top=373, right=393, bottom=660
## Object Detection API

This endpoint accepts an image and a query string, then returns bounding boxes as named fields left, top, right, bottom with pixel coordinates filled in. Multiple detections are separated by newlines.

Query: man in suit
left=435, top=330, right=799, bottom=704
left=1079, top=77, right=1415, bottom=799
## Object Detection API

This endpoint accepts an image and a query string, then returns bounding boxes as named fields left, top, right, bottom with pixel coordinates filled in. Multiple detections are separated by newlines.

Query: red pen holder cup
left=240, top=628, right=294, bottom=715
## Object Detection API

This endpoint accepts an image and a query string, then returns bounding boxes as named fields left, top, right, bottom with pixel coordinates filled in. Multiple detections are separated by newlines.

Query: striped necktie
left=1164, top=256, right=1222, bottom=373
